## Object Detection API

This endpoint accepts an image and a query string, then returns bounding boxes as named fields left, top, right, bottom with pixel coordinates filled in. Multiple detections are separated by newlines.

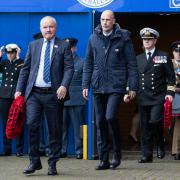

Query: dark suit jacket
left=0, top=58, right=24, bottom=99
left=16, top=37, right=74, bottom=101
left=137, top=49, right=176, bottom=106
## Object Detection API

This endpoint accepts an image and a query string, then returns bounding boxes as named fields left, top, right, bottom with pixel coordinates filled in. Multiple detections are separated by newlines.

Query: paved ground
left=0, top=152, right=179, bottom=180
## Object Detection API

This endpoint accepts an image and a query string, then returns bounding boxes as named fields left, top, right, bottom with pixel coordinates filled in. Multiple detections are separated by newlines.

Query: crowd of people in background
left=0, top=10, right=179, bottom=176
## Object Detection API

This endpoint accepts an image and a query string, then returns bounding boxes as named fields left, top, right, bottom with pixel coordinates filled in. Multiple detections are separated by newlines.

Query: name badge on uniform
left=153, top=56, right=167, bottom=64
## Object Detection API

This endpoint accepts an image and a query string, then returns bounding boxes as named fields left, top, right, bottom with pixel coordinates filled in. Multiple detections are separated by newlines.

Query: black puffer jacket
left=83, top=23, right=138, bottom=94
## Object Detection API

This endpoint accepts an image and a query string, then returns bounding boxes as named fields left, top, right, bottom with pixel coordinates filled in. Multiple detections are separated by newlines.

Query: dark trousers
left=39, top=113, right=50, bottom=154
left=26, top=90, right=62, bottom=166
left=0, top=99, right=24, bottom=154
left=62, top=106, right=85, bottom=155
left=93, top=93, right=123, bottom=161
left=139, top=104, right=164, bottom=158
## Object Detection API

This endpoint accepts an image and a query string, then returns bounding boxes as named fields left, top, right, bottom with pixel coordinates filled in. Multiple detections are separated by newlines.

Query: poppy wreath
left=6, top=96, right=25, bottom=139
left=163, top=97, right=172, bottom=129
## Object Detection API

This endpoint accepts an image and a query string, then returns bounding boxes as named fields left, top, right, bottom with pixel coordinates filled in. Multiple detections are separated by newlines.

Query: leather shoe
left=157, top=147, right=165, bottom=159
left=16, top=152, right=23, bottom=157
left=76, top=154, right=83, bottom=159
left=110, top=152, right=121, bottom=169
left=95, top=161, right=110, bottom=170
left=4, top=150, right=12, bottom=156
left=60, top=153, right=67, bottom=158
left=0, top=152, right=11, bottom=156
left=138, top=156, right=153, bottom=163
left=23, top=162, right=42, bottom=175
left=48, top=166, right=57, bottom=175
left=174, top=154, right=180, bottom=160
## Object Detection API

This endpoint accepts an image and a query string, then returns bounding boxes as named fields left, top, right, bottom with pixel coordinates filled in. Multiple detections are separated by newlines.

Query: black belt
left=33, top=86, right=52, bottom=93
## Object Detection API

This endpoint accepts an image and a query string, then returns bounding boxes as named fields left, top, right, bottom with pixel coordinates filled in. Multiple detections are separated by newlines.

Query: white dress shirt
left=35, top=38, right=55, bottom=87
left=145, top=47, right=155, bottom=60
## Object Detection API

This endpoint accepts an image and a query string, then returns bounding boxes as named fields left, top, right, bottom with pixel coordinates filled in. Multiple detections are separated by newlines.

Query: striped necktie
left=43, top=40, right=51, bottom=83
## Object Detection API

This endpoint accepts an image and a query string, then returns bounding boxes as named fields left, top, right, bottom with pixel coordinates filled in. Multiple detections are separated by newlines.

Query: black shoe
left=76, top=154, right=83, bottom=159
left=60, top=153, right=67, bottom=158
left=23, top=162, right=42, bottom=175
left=0, top=152, right=11, bottom=156
left=174, top=154, right=180, bottom=160
left=39, top=151, right=46, bottom=157
left=110, top=152, right=121, bottom=169
left=138, top=156, right=153, bottom=163
left=16, top=152, right=23, bottom=157
left=4, top=150, right=12, bottom=156
left=157, top=147, right=165, bottom=159
left=95, top=161, right=110, bottom=170
left=48, top=166, right=57, bottom=175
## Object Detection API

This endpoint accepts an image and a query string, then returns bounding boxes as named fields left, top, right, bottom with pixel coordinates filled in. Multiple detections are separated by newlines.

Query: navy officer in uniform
left=0, top=44, right=24, bottom=156
left=61, top=38, right=86, bottom=159
left=136, top=28, right=176, bottom=163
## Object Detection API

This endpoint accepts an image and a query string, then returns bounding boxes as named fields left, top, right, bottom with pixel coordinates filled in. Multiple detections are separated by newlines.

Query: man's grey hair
left=40, top=16, right=57, bottom=27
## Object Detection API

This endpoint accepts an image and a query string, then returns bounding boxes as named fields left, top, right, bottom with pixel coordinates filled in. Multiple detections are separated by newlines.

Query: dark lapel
left=143, top=49, right=157, bottom=73
left=51, top=37, right=61, bottom=63
left=137, top=53, right=148, bottom=73
left=34, top=39, right=43, bottom=70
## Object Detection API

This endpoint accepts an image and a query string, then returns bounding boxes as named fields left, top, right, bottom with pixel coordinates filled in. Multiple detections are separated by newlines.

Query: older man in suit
left=15, top=16, right=74, bottom=175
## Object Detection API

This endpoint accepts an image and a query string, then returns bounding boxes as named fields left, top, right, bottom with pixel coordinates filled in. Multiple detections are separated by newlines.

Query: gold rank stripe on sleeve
left=16, top=63, right=24, bottom=67
left=167, top=85, right=176, bottom=92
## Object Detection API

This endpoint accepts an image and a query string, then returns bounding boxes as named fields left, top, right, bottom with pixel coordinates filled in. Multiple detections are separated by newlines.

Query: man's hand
left=123, top=94, right=130, bottom=103
left=0, top=48, right=3, bottom=58
left=83, top=89, right=88, bottom=100
left=14, top=91, right=22, bottom=99
left=176, top=88, right=180, bottom=93
left=57, top=86, right=67, bottom=100
left=165, top=95, right=173, bottom=102
left=16, top=47, right=21, bottom=59
left=129, top=91, right=136, bottom=100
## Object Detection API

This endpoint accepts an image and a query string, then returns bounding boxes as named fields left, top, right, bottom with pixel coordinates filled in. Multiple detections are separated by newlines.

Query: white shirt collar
left=103, top=30, right=113, bottom=37
left=145, top=47, right=155, bottom=56
left=43, top=37, right=55, bottom=44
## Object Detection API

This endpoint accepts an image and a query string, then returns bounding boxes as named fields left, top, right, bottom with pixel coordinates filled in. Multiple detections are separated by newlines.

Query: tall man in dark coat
left=15, top=16, right=74, bottom=175
left=83, top=10, right=138, bottom=170
left=136, top=27, right=176, bottom=163
left=61, top=38, right=86, bottom=159
left=0, top=44, right=24, bottom=156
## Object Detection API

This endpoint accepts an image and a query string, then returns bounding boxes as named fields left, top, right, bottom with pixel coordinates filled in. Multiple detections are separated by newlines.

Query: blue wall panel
left=0, top=12, right=92, bottom=155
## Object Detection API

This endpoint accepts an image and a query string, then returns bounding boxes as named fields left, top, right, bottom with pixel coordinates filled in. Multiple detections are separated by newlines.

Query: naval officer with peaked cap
left=136, top=27, right=176, bottom=163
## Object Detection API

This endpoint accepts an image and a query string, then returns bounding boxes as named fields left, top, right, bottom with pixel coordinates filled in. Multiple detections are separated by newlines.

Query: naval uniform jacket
left=137, top=49, right=176, bottom=106
left=0, top=58, right=24, bottom=99
left=64, top=54, right=86, bottom=106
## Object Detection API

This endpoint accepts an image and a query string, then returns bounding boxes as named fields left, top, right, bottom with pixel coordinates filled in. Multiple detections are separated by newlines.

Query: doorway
left=93, top=12, right=180, bottom=151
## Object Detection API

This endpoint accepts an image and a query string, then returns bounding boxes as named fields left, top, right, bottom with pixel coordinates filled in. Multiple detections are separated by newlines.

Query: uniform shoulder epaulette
left=17, top=63, right=24, bottom=67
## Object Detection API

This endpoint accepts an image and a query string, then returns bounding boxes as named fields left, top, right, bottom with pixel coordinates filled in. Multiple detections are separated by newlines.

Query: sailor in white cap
left=0, top=43, right=24, bottom=156
left=136, top=27, right=176, bottom=163
left=140, top=27, right=160, bottom=39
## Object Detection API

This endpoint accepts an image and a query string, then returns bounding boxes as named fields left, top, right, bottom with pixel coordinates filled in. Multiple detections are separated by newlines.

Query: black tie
left=147, top=52, right=151, bottom=61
